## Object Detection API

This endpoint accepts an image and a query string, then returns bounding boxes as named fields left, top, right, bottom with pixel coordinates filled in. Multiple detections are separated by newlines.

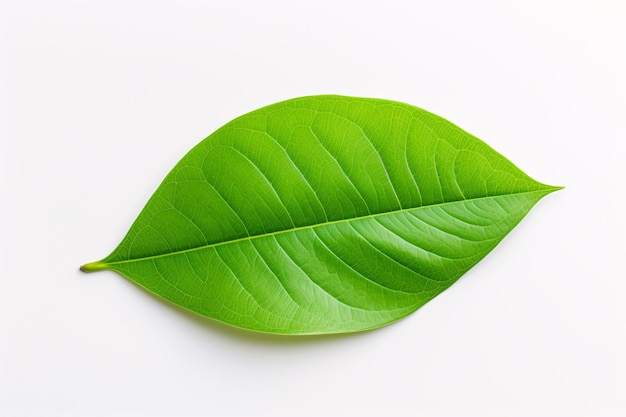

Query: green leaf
left=81, top=95, right=561, bottom=335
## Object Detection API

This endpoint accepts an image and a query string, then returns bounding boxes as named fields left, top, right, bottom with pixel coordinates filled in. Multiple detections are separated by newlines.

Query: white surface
left=2, top=1, right=625, bottom=416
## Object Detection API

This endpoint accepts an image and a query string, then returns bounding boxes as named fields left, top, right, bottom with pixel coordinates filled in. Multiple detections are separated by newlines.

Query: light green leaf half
left=81, top=95, right=561, bottom=335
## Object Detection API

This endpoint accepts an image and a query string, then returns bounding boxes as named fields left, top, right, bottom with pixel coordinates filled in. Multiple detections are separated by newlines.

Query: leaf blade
left=83, top=95, right=561, bottom=334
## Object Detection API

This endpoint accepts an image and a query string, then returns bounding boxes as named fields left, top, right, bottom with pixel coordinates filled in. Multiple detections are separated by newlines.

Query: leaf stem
left=80, top=261, right=109, bottom=273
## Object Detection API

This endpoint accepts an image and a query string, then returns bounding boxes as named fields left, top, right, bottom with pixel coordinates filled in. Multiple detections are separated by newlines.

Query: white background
left=2, top=1, right=625, bottom=416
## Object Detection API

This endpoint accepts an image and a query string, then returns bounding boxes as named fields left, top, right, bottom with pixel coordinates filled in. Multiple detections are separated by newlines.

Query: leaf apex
left=547, top=185, right=565, bottom=192
left=80, top=261, right=109, bottom=273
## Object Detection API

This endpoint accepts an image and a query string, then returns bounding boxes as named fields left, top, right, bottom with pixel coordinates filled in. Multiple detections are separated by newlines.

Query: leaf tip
left=80, top=261, right=109, bottom=273
left=549, top=185, right=565, bottom=192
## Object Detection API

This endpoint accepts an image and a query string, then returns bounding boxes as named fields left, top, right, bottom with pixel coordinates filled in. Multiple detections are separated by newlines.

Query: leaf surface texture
left=82, top=95, right=560, bottom=334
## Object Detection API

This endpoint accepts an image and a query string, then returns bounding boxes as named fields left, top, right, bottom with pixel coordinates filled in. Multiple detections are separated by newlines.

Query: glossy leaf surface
left=82, top=95, right=560, bottom=334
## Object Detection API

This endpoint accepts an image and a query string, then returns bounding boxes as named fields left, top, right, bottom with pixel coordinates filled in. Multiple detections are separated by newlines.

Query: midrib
left=102, top=188, right=557, bottom=268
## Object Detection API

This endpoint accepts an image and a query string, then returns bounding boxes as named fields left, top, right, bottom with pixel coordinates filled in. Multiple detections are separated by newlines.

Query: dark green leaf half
left=81, top=95, right=561, bottom=335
